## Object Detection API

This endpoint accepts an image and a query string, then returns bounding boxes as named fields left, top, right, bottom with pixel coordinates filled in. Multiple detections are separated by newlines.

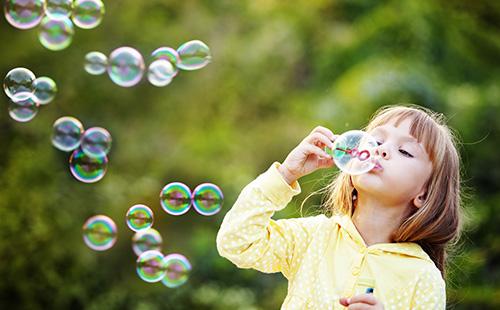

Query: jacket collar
left=331, top=214, right=432, bottom=262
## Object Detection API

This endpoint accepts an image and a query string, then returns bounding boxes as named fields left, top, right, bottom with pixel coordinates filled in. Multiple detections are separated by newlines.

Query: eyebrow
left=371, top=127, right=424, bottom=153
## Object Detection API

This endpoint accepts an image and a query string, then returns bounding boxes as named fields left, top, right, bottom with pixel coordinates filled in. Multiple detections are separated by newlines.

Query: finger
left=306, top=132, right=333, bottom=148
left=302, top=143, right=330, bottom=159
left=348, top=293, right=377, bottom=306
left=339, top=297, right=349, bottom=306
left=347, top=304, right=371, bottom=310
left=311, top=126, right=335, bottom=141
left=318, top=156, right=334, bottom=168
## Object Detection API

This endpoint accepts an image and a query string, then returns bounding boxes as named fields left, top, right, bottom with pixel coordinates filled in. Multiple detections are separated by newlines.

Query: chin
left=353, top=175, right=388, bottom=194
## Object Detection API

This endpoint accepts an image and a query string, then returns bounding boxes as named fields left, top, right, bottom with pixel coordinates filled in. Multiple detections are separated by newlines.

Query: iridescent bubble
left=162, top=253, right=192, bottom=288
left=52, top=116, right=84, bottom=152
left=324, top=130, right=378, bottom=175
left=151, top=47, right=179, bottom=76
left=80, top=127, right=112, bottom=158
left=147, top=59, right=176, bottom=87
left=84, top=51, right=107, bottom=75
left=38, top=15, right=74, bottom=51
left=3, top=67, right=36, bottom=101
left=192, top=183, right=224, bottom=216
left=176, top=40, right=212, bottom=71
left=71, top=0, right=105, bottom=29
left=107, top=47, right=145, bottom=87
left=69, top=148, right=108, bottom=183
left=33, top=76, right=57, bottom=105
left=4, top=0, right=45, bottom=30
left=160, top=182, right=192, bottom=216
left=82, top=215, right=117, bottom=251
left=8, top=96, right=39, bottom=122
left=45, top=0, right=72, bottom=18
left=136, top=250, right=166, bottom=283
left=132, top=228, right=163, bottom=256
left=126, top=204, right=154, bottom=232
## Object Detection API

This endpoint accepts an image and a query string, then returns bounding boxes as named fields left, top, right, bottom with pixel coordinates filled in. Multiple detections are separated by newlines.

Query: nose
left=375, top=144, right=389, bottom=159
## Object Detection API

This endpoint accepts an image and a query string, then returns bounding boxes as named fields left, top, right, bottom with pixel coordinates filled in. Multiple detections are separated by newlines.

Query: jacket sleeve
left=216, top=162, right=326, bottom=279
left=410, top=267, right=446, bottom=309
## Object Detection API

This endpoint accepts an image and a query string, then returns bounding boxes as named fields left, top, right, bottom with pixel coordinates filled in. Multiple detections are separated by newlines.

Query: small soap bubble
left=52, top=116, right=84, bottom=152
left=324, top=130, right=378, bottom=175
left=3, top=67, right=36, bottom=101
left=176, top=40, right=212, bottom=71
left=84, top=51, right=107, bottom=75
left=38, top=15, right=74, bottom=51
left=126, top=204, right=154, bottom=232
left=132, top=228, right=163, bottom=256
left=160, top=182, right=192, bottom=216
left=45, top=0, right=72, bottom=18
left=33, top=76, right=57, bottom=105
left=147, top=59, right=176, bottom=87
left=8, top=96, right=39, bottom=122
left=162, top=254, right=192, bottom=288
left=69, top=148, right=108, bottom=183
left=107, top=47, right=145, bottom=87
left=136, top=250, right=166, bottom=283
left=151, top=47, right=180, bottom=76
left=4, top=0, right=45, bottom=30
left=71, top=0, right=105, bottom=29
left=82, top=215, right=117, bottom=251
left=80, top=127, right=112, bottom=158
left=192, top=183, right=224, bottom=216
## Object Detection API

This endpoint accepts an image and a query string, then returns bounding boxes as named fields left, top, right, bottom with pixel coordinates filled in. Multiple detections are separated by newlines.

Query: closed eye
left=399, top=149, right=414, bottom=158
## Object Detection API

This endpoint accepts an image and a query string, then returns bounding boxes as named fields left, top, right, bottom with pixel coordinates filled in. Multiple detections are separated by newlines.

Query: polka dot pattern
left=216, top=163, right=446, bottom=309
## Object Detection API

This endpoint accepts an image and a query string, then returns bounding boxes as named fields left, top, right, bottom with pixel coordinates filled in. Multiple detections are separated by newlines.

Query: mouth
left=371, top=160, right=383, bottom=171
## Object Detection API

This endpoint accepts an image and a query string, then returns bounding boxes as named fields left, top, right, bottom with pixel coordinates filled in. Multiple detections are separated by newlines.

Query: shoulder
left=416, top=263, right=445, bottom=287
left=275, top=213, right=330, bottom=232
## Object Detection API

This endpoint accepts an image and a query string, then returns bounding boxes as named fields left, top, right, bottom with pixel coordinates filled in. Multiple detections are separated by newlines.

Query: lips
left=371, top=159, right=383, bottom=171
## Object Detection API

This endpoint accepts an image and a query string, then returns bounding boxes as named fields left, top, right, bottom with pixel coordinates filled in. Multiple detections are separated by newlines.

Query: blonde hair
left=323, top=104, right=463, bottom=278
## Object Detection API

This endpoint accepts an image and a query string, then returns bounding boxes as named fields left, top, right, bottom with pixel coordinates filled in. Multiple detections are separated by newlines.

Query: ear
left=413, top=190, right=427, bottom=209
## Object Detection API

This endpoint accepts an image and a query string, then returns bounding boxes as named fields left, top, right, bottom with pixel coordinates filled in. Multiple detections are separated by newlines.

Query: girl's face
left=352, top=118, right=433, bottom=207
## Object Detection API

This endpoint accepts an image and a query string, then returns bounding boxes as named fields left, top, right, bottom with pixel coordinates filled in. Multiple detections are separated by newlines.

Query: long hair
left=323, top=104, right=463, bottom=278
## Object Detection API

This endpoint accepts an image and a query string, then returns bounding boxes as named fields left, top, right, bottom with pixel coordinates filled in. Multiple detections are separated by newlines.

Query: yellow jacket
left=216, top=163, right=446, bottom=309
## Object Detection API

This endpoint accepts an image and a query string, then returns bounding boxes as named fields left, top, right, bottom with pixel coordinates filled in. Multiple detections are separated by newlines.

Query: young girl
left=216, top=105, right=462, bottom=309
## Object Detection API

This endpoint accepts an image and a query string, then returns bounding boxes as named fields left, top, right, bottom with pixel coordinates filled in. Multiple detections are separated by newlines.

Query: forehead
left=366, top=109, right=438, bottom=162
left=370, top=119, right=415, bottom=139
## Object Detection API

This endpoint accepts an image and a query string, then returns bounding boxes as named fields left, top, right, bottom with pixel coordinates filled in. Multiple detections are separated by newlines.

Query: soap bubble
left=160, top=182, right=192, bottom=216
left=147, top=59, right=176, bottom=87
left=69, top=148, right=108, bottom=183
left=136, top=250, right=166, bottom=283
left=107, top=47, right=145, bottom=87
left=84, top=51, right=107, bottom=75
left=33, top=76, right=57, bottom=105
left=162, top=254, right=192, bottom=288
left=176, top=40, right=211, bottom=71
left=45, top=0, right=72, bottom=18
left=132, top=228, right=162, bottom=256
left=38, top=15, right=74, bottom=51
left=151, top=47, right=179, bottom=76
left=80, top=127, right=112, bottom=158
left=325, top=130, right=378, bottom=175
left=71, top=0, right=105, bottom=29
left=82, top=215, right=117, bottom=251
left=126, top=204, right=154, bottom=232
left=4, top=0, right=45, bottom=30
left=192, top=183, right=224, bottom=216
left=52, top=116, right=84, bottom=152
left=8, top=96, right=39, bottom=122
left=3, top=67, right=36, bottom=101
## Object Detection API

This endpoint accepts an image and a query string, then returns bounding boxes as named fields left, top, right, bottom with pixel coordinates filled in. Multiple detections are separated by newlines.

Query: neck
left=351, top=193, right=409, bottom=246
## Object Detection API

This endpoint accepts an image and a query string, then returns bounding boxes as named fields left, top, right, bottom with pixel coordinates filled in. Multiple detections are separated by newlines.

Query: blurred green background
left=1, top=0, right=499, bottom=309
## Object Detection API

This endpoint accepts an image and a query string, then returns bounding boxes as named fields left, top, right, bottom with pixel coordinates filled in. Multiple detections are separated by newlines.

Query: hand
left=339, top=293, right=384, bottom=309
left=278, top=126, right=337, bottom=184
